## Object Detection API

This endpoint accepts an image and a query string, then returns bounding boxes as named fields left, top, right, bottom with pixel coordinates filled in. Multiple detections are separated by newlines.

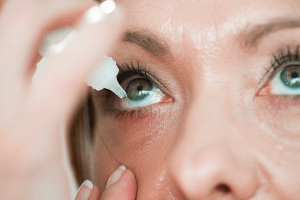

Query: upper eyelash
left=117, top=61, right=155, bottom=84
left=271, top=46, right=300, bottom=71
left=261, top=46, right=300, bottom=83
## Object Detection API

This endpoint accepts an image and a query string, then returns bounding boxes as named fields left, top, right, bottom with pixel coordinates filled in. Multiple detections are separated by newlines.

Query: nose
left=169, top=100, right=259, bottom=200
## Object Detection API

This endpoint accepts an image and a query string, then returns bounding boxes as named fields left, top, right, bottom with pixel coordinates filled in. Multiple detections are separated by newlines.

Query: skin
left=76, top=0, right=300, bottom=199
left=0, top=0, right=131, bottom=199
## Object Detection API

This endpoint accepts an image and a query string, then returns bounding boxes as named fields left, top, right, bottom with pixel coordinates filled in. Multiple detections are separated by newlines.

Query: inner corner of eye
left=161, top=94, right=173, bottom=103
left=257, top=85, right=271, bottom=96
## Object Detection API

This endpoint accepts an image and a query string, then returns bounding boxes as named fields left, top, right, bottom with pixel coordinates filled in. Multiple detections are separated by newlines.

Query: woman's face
left=88, top=0, right=300, bottom=199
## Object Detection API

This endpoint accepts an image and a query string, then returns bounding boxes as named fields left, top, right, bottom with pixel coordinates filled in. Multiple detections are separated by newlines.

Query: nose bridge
left=187, top=85, right=233, bottom=142
left=169, top=88, right=259, bottom=199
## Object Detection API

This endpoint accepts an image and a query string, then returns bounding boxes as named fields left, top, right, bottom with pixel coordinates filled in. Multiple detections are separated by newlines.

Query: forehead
left=112, top=0, right=300, bottom=92
left=118, top=0, right=300, bottom=39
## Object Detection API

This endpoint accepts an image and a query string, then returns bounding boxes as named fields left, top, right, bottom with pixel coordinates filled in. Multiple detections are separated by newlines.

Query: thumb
left=101, top=165, right=137, bottom=200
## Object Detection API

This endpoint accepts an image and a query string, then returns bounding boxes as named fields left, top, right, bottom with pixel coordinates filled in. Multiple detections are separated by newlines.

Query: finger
left=0, top=0, right=94, bottom=94
left=75, top=180, right=94, bottom=200
left=88, top=186, right=101, bottom=200
left=31, top=4, right=124, bottom=125
left=100, top=166, right=137, bottom=200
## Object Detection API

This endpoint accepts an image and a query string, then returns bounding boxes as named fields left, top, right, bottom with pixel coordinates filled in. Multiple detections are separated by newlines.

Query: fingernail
left=84, top=0, right=116, bottom=24
left=76, top=180, right=93, bottom=200
left=106, top=165, right=126, bottom=188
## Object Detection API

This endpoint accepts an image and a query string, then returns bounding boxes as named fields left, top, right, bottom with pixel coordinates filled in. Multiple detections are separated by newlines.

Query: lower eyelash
left=105, top=106, right=150, bottom=120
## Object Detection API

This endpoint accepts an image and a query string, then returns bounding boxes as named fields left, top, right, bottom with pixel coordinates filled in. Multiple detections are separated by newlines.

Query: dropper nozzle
left=106, top=77, right=127, bottom=99
left=84, top=55, right=127, bottom=99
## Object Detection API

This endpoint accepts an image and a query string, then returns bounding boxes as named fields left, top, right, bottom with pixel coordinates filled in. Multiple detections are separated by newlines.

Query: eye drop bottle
left=34, top=1, right=127, bottom=99
left=85, top=54, right=127, bottom=99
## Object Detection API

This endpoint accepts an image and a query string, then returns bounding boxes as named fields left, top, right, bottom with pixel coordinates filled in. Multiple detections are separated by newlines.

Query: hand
left=75, top=166, right=137, bottom=200
left=0, top=0, right=124, bottom=199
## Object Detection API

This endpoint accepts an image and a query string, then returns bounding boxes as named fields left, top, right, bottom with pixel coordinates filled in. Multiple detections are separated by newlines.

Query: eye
left=269, top=62, right=300, bottom=95
left=118, top=76, right=165, bottom=109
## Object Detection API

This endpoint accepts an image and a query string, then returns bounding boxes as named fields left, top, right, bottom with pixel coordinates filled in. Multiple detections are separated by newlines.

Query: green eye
left=126, top=78, right=154, bottom=101
left=119, top=77, right=165, bottom=109
left=280, top=65, right=300, bottom=89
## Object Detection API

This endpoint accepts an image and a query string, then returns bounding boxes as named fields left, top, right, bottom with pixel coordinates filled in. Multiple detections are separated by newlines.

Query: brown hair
left=68, top=92, right=95, bottom=186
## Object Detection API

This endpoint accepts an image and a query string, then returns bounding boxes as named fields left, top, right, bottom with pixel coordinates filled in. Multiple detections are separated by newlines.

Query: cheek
left=99, top=103, right=177, bottom=161
left=254, top=95, right=300, bottom=141
left=91, top=102, right=182, bottom=194
left=90, top=135, right=121, bottom=192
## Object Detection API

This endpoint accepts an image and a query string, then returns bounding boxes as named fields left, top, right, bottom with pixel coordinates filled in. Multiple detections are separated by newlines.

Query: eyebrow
left=122, top=31, right=170, bottom=59
left=240, top=18, right=300, bottom=51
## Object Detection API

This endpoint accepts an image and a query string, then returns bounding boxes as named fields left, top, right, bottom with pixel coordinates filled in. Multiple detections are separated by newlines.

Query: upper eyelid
left=270, top=46, right=300, bottom=72
left=119, top=75, right=151, bottom=88
left=117, top=62, right=153, bottom=83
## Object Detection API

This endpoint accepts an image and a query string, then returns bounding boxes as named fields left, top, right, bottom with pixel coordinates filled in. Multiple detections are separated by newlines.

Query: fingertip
left=88, top=186, right=101, bottom=200
left=75, top=180, right=93, bottom=200
left=116, top=169, right=137, bottom=199
left=120, top=169, right=137, bottom=189
left=101, top=168, right=137, bottom=200
left=83, top=180, right=94, bottom=190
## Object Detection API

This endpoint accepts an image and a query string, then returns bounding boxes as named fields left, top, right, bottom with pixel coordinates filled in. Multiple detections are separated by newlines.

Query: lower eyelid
left=106, top=106, right=151, bottom=120
left=107, top=94, right=173, bottom=120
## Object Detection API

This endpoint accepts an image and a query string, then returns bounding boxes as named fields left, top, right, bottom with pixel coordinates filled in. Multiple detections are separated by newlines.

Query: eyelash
left=263, top=45, right=300, bottom=82
left=104, top=62, right=156, bottom=119
left=105, top=46, right=300, bottom=118
left=117, top=61, right=155, bottom=84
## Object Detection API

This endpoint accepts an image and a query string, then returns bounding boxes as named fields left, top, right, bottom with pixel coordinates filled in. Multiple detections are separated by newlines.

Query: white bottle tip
left=84, top=0, right=116, bottom=25
left=106, top=77, right=127, bottom=99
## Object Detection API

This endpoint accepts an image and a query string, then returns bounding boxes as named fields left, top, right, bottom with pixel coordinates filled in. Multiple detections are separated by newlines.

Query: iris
left=280, top=65, right=300, bottom=88
left=119, top=77, right=165, bottom=109
left=126, top=78, right=153, bottom=101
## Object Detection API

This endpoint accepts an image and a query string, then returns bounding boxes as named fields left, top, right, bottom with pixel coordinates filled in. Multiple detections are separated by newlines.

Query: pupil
left=137, top=85, right=143, bottom=91
left=291, top=72, right=299, bottom=79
